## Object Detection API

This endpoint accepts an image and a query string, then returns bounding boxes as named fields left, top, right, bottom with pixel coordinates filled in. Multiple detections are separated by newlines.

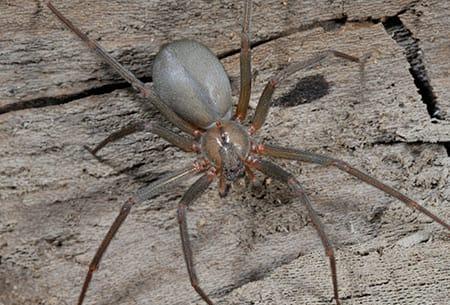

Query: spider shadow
left=273, top=74, right=332, bottom=107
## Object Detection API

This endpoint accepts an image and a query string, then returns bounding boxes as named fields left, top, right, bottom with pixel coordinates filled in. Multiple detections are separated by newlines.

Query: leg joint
left=88, top=262, right=98, bottom=272
left=326, top=247, right=335, bottom=258
left=330, top=159, right=349, bottom=169
left=287, top=177, right=305, bottom=195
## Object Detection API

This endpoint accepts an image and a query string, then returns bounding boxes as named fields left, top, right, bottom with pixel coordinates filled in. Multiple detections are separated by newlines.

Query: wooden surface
left=1, top=1, right=449, bottom=305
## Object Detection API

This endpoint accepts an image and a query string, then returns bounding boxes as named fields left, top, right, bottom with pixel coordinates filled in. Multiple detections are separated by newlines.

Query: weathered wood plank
left=1, top=1, right=449, bottom=305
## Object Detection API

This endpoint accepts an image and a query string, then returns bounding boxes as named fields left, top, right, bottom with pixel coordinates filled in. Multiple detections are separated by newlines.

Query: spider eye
left=220, top=132, right=228, bottom=143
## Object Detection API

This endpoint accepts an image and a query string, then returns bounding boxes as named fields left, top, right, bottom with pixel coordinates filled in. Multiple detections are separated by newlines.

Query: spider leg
left=85, top=122, right=144, bottom=156
left=46, top=2, right=199, bottom=136
left=77, top=165, right=202, bottom=305
left=234, top=0, right=253, bottom=121
left=250, top=159, right=341, bottom=305
left=86, top=121, right=199, bottom=156
left=250, top=50, right=360, bottom=133
left=177, top=173, right=216, bottom=305
left=256, top=143, right=450, bottom=231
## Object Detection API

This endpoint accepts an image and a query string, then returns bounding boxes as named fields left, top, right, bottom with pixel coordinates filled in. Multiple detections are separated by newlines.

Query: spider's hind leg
left=76, top=165, right=202, bottom=305
left=250, top=159, right=342, bottom=305
left=177, top=173, right=216, bottom=305
left=256, top=143, right=450, bottom=231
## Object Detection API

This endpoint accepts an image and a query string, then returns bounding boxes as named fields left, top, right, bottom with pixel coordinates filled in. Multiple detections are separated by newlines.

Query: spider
left=46, top=1, right=450, bottom=305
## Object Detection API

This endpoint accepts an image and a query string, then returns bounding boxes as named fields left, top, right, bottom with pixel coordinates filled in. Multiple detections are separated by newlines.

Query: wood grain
left=1, top=1, right=449, bottom=305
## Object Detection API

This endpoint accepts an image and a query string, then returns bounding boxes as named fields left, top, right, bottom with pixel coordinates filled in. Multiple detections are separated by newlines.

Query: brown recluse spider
left=46, top=1, right=450, bottom=305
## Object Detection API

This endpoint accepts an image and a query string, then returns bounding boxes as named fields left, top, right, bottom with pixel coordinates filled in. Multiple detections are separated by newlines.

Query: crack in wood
left=0, top=81, right=131, bottom=115
left=382, top=15, right=442, bottom=120
left=340, top=292, right=371, bottom=301
left=382, top=14, right=450, bottom=156
left=372, top=138, right=450, bottom=149
left=217, top=16, right=348, bottom=59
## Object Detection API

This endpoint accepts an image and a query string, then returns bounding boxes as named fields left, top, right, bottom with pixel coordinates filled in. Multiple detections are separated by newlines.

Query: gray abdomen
left=153, top=40, right=232, bottom=129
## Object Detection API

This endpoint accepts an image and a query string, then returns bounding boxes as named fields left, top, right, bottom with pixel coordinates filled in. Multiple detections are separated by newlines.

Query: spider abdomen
left=153, top=39, right=232, bottom=129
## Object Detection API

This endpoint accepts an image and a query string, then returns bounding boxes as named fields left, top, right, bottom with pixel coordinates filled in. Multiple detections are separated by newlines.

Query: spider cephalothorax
left=202, top=121, right=249, bottom=181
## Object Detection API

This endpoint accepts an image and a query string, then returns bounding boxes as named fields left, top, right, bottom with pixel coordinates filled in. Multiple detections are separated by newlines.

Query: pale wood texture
left=1, top=1, right=449, bottom=305
left=400, top=0, right=450, bottom=119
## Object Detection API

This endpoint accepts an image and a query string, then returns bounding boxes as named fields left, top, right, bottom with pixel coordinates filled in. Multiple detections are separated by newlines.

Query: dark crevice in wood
left=217, top=16, right=348, bottom=59
left=340, top=293, right=372, bottom=301
left=373, top=138, right=450, bottom=157
left=373, top=137, right=450, bottom=148
left=382, top=16, right=442, bottom=120
left=443, top=142, right=450, bottom=156
left=0, top=81, right=130, bottom=115
left=382, top=14, right=449, bottom=157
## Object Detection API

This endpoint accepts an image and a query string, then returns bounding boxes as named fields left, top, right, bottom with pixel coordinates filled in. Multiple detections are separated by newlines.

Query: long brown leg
left=86, top=121, right=198, bottom=156
left=256, top=143, right=450, bottom=231
left=77, top=165, right=202, bottom=305
left=250, top=50, right=360, bottom=133
left=86, top=122, right=144, bottom=156
left=234, top=0, right=252, bottom=121
left=250, top=159, right=341, bottom=305
left=46, top=2, right=199, bottom=136
left=177, top=173, right=216, bottom=305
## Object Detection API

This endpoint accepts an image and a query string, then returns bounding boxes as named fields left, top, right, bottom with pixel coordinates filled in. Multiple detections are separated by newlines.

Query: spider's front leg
left=46, top=1, right=199, bottom=136
left=235, top=0, right=252, bottom=121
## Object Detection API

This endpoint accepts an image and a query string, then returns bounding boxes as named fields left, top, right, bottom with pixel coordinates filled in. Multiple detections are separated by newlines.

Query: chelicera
left=46, top=1, right=450, bottom=305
